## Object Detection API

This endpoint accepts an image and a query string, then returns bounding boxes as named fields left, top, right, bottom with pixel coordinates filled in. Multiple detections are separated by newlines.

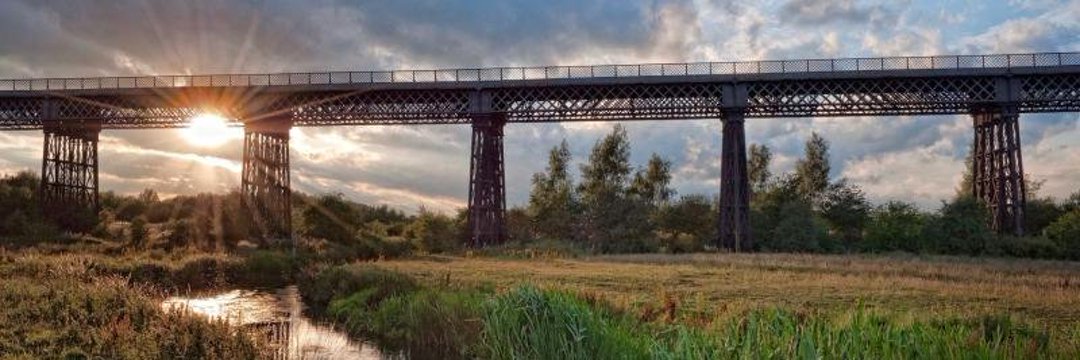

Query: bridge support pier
left=242, top=116, right=293, bottom=241
left=972, top=106, right=1025, bottom=235
left=467, top=113, right=507, bottom=247
left=718, top=109, right=752, bottom=252
left=41, top=119, right=101, bottom=232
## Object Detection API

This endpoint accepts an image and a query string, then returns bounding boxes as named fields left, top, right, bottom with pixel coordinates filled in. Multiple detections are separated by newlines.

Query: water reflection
left=162, top=286, right=384, bottom=360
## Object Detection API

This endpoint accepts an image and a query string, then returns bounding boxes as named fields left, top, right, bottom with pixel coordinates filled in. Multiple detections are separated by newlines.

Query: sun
left=181, top=113, right=239, bottom=147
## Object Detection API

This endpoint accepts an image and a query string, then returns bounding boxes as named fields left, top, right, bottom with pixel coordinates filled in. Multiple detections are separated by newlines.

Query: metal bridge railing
left=2, top=52, right=1078, bottom=92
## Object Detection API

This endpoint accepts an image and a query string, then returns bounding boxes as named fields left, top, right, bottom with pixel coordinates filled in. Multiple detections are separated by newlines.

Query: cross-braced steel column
left=718, top=109, right=752, bottom=252
left=242, top=116, right=293, bottom=241
left=41, top=118, right=101, bottom=232
left=972, top=105, right=1025, bottom=235
left=467, top=113, right=507, bottom=247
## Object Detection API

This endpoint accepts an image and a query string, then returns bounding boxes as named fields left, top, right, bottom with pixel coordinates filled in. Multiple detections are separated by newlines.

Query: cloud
left=0, top=0, right=1078, bottom=214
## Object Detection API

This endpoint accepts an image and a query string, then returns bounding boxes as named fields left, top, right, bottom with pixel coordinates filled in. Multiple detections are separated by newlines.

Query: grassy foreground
left=0, top=252, right=265, bottom=359
left=303, top=253, right=1080, bottom=359
left=376, top=253, right=1080, bottom=330
left=2, top=248, right=1079, bottom=358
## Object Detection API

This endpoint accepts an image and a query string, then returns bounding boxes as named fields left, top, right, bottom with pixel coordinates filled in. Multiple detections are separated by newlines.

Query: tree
left=751, top=175, right=826, bottom=252
left=864, top=201, right=927, bottom=252
left=1045, top=210, right=1080, bottom=260
left=654, top=194, right=715, bottom=252
left=629, top=153, right=674, bottom=206
left=819, top=179, right=871, bottom=249
left=923, top=197, right=993, bottom=255
left=528, top=140, right=577, bottom=241
left=406, top=209, right=460, bottom=253
left=748, top=144, right=773, bottom=193
left=794, top=132, right=830, bottom=202
left=300, top=193, right=358, bottom=243
left=578, top=125, right=649, bottom=251
left=129, top=216, right=149, bottom=250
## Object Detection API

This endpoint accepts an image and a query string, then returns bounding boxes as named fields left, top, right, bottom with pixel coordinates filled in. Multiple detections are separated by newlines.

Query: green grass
left=303, top=262, right=1080, bottom=359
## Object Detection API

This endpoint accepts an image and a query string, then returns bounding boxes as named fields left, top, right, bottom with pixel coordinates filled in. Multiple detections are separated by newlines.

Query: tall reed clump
left=481, top=285, right=655, bottom=360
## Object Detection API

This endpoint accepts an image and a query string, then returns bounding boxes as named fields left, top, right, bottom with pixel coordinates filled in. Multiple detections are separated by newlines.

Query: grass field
left=375, top=253, right=1080, bottom=331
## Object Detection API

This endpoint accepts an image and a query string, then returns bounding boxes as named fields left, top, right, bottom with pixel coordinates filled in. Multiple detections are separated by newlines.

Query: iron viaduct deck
left=2, top=52, right=1078, bottom=249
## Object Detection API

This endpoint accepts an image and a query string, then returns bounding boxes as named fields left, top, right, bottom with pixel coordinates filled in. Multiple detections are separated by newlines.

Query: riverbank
left=0, top=252, right=264, bottom=358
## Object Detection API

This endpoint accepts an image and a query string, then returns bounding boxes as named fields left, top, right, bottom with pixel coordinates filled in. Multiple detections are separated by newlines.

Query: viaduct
left=1, top=52, right=1078, bottom=250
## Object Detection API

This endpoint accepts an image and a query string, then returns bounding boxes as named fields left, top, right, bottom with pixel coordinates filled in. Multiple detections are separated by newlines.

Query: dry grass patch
left=375, top=253, right=1080, bottom=331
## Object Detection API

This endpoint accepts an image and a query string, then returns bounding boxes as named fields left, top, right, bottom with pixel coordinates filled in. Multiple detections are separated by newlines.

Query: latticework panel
left=1019, top=74, right=1080, bottom=112
left=0, top=98, right=43, bottom=129
left=281, top=90, right=473, bottom=126
left=492, top=83, right=724, bottom=122
left=744, top=77, right=998, bottom=117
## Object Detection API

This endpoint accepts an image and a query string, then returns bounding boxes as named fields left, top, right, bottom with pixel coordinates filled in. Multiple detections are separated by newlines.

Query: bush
left=1045, top=210, right=1080, bottom=259
left=407, top=209, right=461, bottom=253
left=367, top=290, right=485, bottom=358
left=301, top=264, right=418, bottom=312
left=0, top=276, right=261, bottom=359
left=863, top=201, right=927, bottom=253
left=923, top=197, right=993, bottom=254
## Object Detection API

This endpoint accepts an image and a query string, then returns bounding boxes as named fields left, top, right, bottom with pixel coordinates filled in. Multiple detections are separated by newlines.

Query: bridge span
left=2, top=52, right=1079, bottom=250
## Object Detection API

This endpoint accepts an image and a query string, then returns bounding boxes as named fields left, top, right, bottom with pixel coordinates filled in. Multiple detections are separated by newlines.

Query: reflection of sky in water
left=162, top=286, right=385, bottom=360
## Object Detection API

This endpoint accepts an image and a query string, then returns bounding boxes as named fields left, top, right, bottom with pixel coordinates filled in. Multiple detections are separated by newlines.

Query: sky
left=0, top=0, right=1078, bottom=213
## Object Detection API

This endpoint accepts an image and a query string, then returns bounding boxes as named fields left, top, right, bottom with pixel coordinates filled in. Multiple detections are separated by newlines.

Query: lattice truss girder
left=718, top=112, right=752, bottom=252
left=41, top=121, right=101, bottom=217
left=744, top=76, right=1002, bottom=117
left=242, top=122, right=292, bottom=240
left=1, top=73, right=1076, bottom=128
left=467, top=114, right=507, bottom=247
left=1019, top=74, right=1080, bottom=112
left=491, top=83, right=726, bottom=121
left=972, top=108, right=1026, bottom=235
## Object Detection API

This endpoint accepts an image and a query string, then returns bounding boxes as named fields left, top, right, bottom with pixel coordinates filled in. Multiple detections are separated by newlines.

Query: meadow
left=375, top=253, right=1080, bottom=329
left=2, top=246, right=1080, bottom=359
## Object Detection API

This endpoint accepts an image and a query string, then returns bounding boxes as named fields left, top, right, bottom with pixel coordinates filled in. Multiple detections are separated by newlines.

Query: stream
left=161, top=286, right=389, bottom=360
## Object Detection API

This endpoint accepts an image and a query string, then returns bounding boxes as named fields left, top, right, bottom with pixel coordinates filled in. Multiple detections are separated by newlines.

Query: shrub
left=1045, top=210, right=1080, bottom=259
left=863, top=201, right=927, bottom=253
left=301, top=264, right=418, bottom=312
left=924, top=197, right=993, bottom=254
left=368, top=290, right=485, bottom=358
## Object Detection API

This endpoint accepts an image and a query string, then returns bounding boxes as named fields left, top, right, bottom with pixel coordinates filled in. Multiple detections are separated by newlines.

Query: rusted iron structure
left=718, top=109, right=751, bottom=251
left=3, top=52, right=1079, bottom=246
left=242, top=116, right=293, bottom=240
left=467, top=113, right=507, bottom=247
left=972, top=105, right=1026, bottom=234
left=40, top=111, right=101, bottom=230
